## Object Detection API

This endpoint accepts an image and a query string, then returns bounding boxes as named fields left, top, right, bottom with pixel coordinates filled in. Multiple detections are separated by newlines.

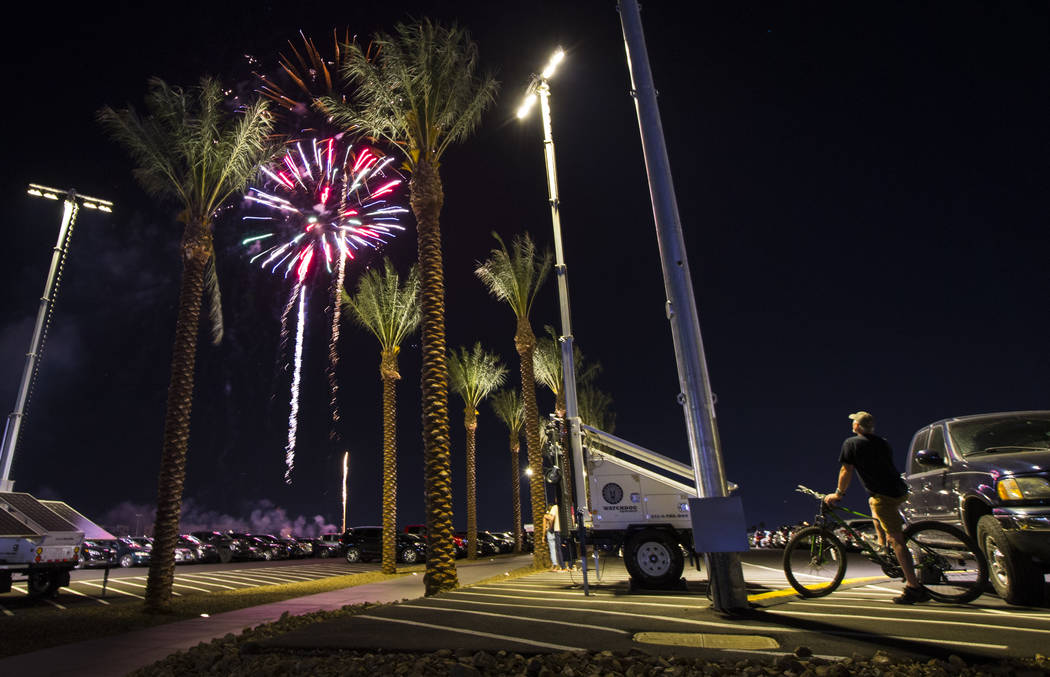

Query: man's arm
left=825, top=464, right=854, bottom=506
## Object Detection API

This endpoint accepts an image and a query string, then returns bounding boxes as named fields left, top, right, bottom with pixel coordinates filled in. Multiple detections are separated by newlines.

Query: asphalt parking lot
left=0, top=559, right=375, bottom=615
left=260, top=551, right=1050, bottom=662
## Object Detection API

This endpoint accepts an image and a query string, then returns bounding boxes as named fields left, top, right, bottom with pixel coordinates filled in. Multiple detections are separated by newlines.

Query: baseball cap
left=848, top=411, right=874, bottom=427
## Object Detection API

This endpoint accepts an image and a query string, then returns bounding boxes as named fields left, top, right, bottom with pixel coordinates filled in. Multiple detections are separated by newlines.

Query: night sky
left=2, top=2, right=1047, bottom=536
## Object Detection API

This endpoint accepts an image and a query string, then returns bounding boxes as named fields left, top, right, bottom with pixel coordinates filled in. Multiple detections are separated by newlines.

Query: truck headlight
left=997, top=477, right=1050, bottom=500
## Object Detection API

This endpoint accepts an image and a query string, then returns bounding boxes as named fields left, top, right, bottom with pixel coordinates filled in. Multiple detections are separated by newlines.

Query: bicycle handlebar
left=796, top=484, right=827, bottom=500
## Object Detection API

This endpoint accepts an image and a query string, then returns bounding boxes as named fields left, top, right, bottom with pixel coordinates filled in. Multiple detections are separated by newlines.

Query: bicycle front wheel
left=903, top=521, right=988, bottom=604
left=783, top=527, right=847, bottom=597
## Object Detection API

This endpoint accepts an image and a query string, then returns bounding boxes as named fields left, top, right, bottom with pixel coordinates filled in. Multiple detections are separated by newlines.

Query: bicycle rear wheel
left=903, top=522, right=988, bottom=603
left=783, top=527, right=847, bottom=597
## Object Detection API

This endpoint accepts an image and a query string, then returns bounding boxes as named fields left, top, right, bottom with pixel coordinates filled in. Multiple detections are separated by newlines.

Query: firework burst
left=246, top=137, right=407, bottom=483
left=244, top=137, right=406, bottom=283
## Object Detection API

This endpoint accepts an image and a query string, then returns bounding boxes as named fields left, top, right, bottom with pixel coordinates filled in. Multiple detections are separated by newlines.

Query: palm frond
left=320, top=19, right=498, bottom=171
left=475, top=232, right=552, bottom=320
left=98, top=76, right=276, bottom=226
left=578, top=385, right=616, bottom=434
left=448, top=342, right=507, bottom=409
left=489, top=388, right=524, bottom=435
left=343, top=259, right=421, bottom=350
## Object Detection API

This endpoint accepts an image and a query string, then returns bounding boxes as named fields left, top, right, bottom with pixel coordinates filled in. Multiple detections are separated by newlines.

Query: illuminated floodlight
left=541, top=49, right=565, bottom=79
left=517, top=93, right=537, bottom=119
left=525, top=467, right=534, bottom=477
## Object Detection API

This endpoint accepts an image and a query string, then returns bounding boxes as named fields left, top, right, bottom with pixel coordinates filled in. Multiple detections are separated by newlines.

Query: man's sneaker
left=893, top=585, right=931, bottom=605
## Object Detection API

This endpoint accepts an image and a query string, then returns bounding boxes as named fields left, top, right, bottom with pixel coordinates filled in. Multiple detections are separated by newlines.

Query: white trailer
left=0, top=492, right=83, bottom=596
left=567, top=424, right=738, bottom=588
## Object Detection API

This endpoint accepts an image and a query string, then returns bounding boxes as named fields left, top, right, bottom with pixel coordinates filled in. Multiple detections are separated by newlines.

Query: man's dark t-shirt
left=839, top=434, right=908, bottom=498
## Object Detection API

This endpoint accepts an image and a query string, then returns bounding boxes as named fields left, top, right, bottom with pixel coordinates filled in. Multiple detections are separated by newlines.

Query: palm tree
left=578, top=385, right=616, bottom=434
left=533, top=327, right=601, bottom=504
left=319, top=19, right=498, bottom=595
left=448, top=343, right=506, bottom=559
left=343, top=260, right=421, bottom=574
left=490, top=389, right=525, bottom=553
left=475, top=233, right=552, bottom=569
left=98, top=77, right=274, bottom=612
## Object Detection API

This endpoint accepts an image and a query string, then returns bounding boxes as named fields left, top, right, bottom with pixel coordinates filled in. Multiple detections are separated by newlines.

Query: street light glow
left=525, top=467, right=534, bottom=477
left=541, top=48, right=565, bottom=79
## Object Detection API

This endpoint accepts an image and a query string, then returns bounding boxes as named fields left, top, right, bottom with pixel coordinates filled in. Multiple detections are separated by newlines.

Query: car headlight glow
left=997, top=476, right=1050, bottom=500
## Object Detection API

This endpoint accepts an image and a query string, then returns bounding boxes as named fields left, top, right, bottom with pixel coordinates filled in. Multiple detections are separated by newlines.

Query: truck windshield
left=948, top=415, right=1050, bottom=457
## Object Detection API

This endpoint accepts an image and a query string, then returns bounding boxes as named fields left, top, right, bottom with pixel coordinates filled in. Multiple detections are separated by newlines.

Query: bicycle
left=782, top=485, right=988, bottom=603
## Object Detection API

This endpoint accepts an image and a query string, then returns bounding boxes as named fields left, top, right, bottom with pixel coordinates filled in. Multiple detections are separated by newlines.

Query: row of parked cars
left=77, top=532, right=343, bottom=568
left=333, top=526, right=529, bottom=565
left=80, top=527, right=529, bottom=569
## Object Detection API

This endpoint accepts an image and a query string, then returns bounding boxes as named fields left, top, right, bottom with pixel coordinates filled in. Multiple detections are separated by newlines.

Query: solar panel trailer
left=0, top=492, right=83, bottom=596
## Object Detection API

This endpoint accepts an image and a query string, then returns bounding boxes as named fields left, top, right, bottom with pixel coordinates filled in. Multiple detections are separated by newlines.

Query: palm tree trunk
left=380, top=348, right=400, bottom=575
left=144, top=219, right=210, bottom=613
left=465, top=409, right=478, bottom=559
left=510, top=436, right=522, bottom=554
left=516, top=319, right=550, bottom=570
left=411, top=159, right=458, bottom=594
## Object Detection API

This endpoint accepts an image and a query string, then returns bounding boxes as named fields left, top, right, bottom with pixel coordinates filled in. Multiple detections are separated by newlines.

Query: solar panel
left=0, top=492, right=77, bottom=533
left=40, top=500, right=113, bottom=539
left=0, top=508, right=40, bottom=538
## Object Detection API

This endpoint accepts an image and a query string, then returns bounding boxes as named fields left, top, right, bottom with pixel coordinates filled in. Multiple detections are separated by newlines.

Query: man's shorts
left=868, top=493, right=908, bottom=533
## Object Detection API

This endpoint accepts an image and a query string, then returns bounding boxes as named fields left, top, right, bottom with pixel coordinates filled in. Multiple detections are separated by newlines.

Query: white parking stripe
left=184, top=571, right=308, bottom=586
left=472, top=585, right=713, bottom=608
left=10, top=586, right=68, bottom=610
left=447, top=592, right=803, bottom=633
left=173, top=574, right=239, bottom=590
left=411, top=600, right=632, bottom=634
left=767, top=610, right=1050, bottom=634
left=825, top=630, right=1007, bottom=651
left=0, top=604, right=12, bottom=616
left=355, top=614, right=585, bottom=652
left=170, top=581, right=218, bottom=593
left=787, top=601, right=1049, bottom=621
left=61, top=587, right=110, bottom=605
left=77, top=581, right=145, bottom=599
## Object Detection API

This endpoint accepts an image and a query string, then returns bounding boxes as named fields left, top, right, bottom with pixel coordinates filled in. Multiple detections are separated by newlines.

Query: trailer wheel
left=26, top=571, right=63, bottom=597
left=624, top=529, right=684, bottom=588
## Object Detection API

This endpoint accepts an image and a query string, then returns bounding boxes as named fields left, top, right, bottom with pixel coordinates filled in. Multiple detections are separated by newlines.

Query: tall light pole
left=0, top=184, right=113, bottom=491
left=619, top=0, right=748, bottom=610
left=518, top=48, right=593, bottom=593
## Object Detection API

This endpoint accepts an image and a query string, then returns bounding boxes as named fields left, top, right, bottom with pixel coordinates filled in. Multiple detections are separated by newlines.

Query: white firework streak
left=284, top=284, right=307, bottom=483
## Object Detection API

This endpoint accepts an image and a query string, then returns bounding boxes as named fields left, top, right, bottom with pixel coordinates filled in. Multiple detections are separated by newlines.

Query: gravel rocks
left=128, top=602, right=1050, bottom=677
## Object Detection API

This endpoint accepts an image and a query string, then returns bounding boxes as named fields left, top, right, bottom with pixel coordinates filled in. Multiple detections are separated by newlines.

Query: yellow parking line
left=747, top=576, right=887, bottom=601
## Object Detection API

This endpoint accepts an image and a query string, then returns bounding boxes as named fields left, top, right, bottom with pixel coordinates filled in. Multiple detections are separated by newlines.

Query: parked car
left=129, top=536, right=153, bottom=551
left=902, top=410, right=1050, bottom=605
left=252, top=534, right=294, bottom=559
left=77, top=540, right=117, bottom=568
left=405, top=524, right=467, bottom=558
left=189, top=531, right=242, bottom=563
left=478, top=531, right=513, bottom=554
left=180, top=534, right=220, bottom=563
left=280, top=537, right=312, bottom=558
left=315, top=533, right=344, bottom=558
left=227, top=532, right=282, bottom=561
left=457, top=531, right=499, bottom=556
left=342, top=527, right=427, bottom=564
left=94, top=538, right=151, bottom=568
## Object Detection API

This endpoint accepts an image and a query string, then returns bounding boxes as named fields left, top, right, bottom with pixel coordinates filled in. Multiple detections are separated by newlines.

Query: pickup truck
left=0, top=492, right=83, bottom=596
left=901, top=410, right=1050, bottom=605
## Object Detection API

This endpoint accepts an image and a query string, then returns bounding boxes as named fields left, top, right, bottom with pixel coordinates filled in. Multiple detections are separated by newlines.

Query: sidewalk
left=0, top=555, right=534, bottom=677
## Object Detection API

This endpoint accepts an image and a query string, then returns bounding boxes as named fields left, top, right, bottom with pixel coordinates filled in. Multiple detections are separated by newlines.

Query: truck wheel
left=624, top=529, right=684, bottom=588
left=345, top=547, right=362, bottom=564
left=977, top=515, right=1045, bottom=605
left=119, top=554, right=134, bottom=568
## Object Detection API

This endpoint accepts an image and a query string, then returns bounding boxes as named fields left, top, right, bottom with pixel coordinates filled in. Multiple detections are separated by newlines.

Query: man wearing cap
left=825, top=411, right=929, bottom=604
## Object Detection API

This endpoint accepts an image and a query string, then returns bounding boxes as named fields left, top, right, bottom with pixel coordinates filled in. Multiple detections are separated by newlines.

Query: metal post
left=618, top=0, right=749, bottom=611
left=0, top=196, right=77, bottom=491
left=536, top=81, right=592, bottom=594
